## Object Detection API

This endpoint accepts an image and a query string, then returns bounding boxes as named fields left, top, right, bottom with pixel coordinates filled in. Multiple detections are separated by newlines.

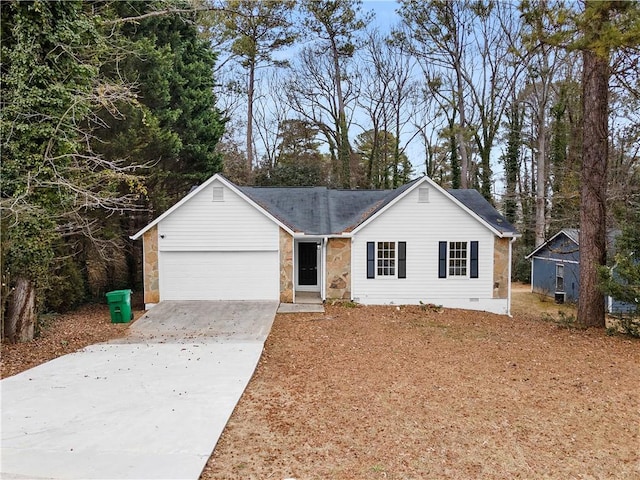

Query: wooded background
left=2, top=0, right=639, bottom=341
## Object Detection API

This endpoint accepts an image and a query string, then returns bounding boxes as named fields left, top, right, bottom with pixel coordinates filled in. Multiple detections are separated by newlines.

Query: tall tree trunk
left=578, top=48, right=609, bottom=328
left=329, top=37, right=351, bottom=188
left=480, top=143, right=492, bottom=202
left=535, top=107, right=547, bottom=246
left=449, top=116, right=461, bottom=189
left=4, top=277, right=36, bottom=343
left=393, top=106, right=401, bottom=187
left=455, top=66, right=469, bottom=189
left=246, top=60, right=255, bottom=174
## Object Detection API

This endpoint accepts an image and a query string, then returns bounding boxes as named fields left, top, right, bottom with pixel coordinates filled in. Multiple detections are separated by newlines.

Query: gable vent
left=418, top=187, right=429, bottom=203
left=212, top=187, right=224, bottom=202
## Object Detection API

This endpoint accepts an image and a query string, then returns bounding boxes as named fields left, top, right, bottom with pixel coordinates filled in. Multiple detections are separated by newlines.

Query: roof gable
left=350, top=176, right=518, bottom=238
left=447, top=189, right=517, bottom=236
left=526, top=229, right=580, bottom=260
left=130, top=174, right=293, bottom=240
left=132, top=174, right=519, bottom=239
left=526, top=228, right=620, bottom=260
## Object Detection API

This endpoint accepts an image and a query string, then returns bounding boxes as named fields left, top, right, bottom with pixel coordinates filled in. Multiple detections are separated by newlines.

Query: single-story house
left=526, top=228, right=633, bottom=313
left=526, top=229, right=580, bottom=303
left=131, top=174, right=519, bottom=315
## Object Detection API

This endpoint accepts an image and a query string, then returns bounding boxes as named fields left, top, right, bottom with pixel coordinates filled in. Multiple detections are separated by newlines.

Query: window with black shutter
left=367, top=242, right=375, bottom=279
left=439, top=241, right=479, bottom=279
left=366, top=241, right=406, bottom=279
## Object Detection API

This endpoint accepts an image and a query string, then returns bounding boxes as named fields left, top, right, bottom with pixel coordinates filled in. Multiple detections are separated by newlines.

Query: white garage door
left=159, top=251, right=279, bottom=301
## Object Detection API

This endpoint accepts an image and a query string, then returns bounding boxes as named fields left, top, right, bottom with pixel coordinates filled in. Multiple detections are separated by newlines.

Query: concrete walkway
left=1, top=301, right=278, bottom=480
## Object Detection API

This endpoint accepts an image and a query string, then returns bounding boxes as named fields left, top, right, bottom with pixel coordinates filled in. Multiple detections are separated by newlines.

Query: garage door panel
left=160, top=251, right=278, bottom=300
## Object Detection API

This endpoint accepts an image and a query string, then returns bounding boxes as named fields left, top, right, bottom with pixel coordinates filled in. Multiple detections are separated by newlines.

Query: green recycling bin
left=106, top=289, right=133, bottom=323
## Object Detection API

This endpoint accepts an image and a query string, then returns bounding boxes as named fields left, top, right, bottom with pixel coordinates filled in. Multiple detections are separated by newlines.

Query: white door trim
left=295, top=239, right=321, bottom=292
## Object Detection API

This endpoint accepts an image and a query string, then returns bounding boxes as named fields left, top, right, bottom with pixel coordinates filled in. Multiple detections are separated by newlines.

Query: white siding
left=157, top=179, right=279, bottom=251
left=352, top=185, right=509, bottom=314
left=160, top=251, right=279, bottom=300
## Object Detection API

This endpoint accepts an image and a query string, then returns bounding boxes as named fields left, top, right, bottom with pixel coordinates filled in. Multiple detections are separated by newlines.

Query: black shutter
left=398, top=242, right=406, bottom=279
left=470, top=241, right=479, bottom=278
left=438, top=241, right=447, bottom=278
left=367, top=242, right=375, bottom=279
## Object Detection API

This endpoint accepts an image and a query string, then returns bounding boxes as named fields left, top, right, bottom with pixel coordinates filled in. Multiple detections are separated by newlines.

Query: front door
left=298, top=242, right=318, bottom=286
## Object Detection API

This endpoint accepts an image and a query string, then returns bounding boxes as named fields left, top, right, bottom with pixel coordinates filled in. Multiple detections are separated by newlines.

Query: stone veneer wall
left=493, top=237, right=510, bottom=299
left=143, top=225, right=160, bottom=304
left=279, top=228, right=294, bottom=303
left=326, top=238, right=351, bottom=300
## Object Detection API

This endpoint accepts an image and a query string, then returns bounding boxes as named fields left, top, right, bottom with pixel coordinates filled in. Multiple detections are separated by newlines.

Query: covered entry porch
left=294, top=238, right=324, bottom=304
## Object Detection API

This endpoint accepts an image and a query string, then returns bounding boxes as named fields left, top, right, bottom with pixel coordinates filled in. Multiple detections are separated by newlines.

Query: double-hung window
left=448, top=241, right=467, bottom=276
left=367, top=241, right=406, bottom=279
left=377, top=241, right=396, bottom=276
left=556, top=264, right=564, bottom=292
left=439, top=241, right=479, bottom=279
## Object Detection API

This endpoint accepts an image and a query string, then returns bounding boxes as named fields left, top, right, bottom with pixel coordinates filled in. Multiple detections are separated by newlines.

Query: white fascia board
left=219, top=176, right=295, bottom=236
left=350, top=175, right=513, bottom=238
left=292, top=233, right=352, bottom=239
left=349, top=177, right=426, bottom=235
left=525, top=230, right=579, bottom=259
left=529, top=255, right=579, bottom=265
left=130, top=173, right=294, bottom=240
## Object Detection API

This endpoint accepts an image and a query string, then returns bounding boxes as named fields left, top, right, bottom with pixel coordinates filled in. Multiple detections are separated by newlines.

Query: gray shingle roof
left=239, top=179, right=517, bottom=236
left=447, top=189, right=517, bottom=235
left=562, top=228, right=580, bottom=245
left=526, top=228, right=621, bottom=259
left=238, top=186, right=391, bottom=234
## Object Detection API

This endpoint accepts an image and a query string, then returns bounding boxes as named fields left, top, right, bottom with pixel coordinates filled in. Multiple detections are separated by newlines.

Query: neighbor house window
left=439, top=241, right=479, bottom=279
left=556, top=264, right=564, bottom=292
left=367, top=242, right=406, bottom=279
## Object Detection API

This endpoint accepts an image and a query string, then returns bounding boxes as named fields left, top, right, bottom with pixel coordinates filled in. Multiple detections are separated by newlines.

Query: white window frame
left=448, top=241, right=469, bottom=278
left=376, top=241, right=397, bottom=278
left=556, top=264, right=565, bottom=292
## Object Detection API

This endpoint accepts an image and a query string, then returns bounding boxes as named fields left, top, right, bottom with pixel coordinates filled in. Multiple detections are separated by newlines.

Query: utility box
left=106, top=289, right=133, bottom=323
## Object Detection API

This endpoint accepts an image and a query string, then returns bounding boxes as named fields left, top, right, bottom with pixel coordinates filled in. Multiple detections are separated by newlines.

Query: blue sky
left=363, top=0, right=401, bottom=31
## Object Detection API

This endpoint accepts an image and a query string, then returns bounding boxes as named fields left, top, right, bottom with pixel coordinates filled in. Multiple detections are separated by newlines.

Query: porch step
left=278, top=303, right=325, bottom=314
left=294, top=292, right=323, bottom=304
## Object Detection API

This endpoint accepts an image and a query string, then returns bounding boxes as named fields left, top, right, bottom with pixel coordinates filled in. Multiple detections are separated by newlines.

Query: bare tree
left=357, top=29, right=418, bottom=187
left=253, top=70, right=291, bottom=171
left=398, top=0, right=473, bottom=188
left=299, top=0, right=371, bottom=188
left=286, top=46, right=361, bottom=186
left=215, top=0, right=296, bottom=172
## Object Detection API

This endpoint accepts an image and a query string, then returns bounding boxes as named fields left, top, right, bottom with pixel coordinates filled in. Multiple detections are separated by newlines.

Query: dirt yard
left=202, top=288, right=639, bottom=479
left=0, top=303, right=142, bottom=378
left=2, top=287, right=638, bottom=479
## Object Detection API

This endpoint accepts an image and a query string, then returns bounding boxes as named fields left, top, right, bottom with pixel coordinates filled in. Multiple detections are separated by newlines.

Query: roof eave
left=525, top=229, right=578, bottom=259
left=130, top=174, right=295, bottom=240
left=350, top=177, right=428, bottom=235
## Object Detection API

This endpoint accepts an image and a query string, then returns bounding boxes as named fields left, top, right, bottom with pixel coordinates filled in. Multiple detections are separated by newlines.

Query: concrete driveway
left=1, top=301, right=278, bottom=480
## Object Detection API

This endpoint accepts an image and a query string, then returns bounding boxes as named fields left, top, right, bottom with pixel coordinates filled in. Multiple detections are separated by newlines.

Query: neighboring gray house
left=132, top=174, right=520, bottom=314
left=527, top=229, right=580, bottom=304
left=526, top=228, right=633, bottom=313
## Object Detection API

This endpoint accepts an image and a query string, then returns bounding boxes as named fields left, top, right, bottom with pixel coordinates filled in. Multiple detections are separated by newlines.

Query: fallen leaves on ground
left=0, top=304, right=140, bottom=379
left=2, top=289, right=638, bottom=479
left=202, top=301, right=639, bottom=480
